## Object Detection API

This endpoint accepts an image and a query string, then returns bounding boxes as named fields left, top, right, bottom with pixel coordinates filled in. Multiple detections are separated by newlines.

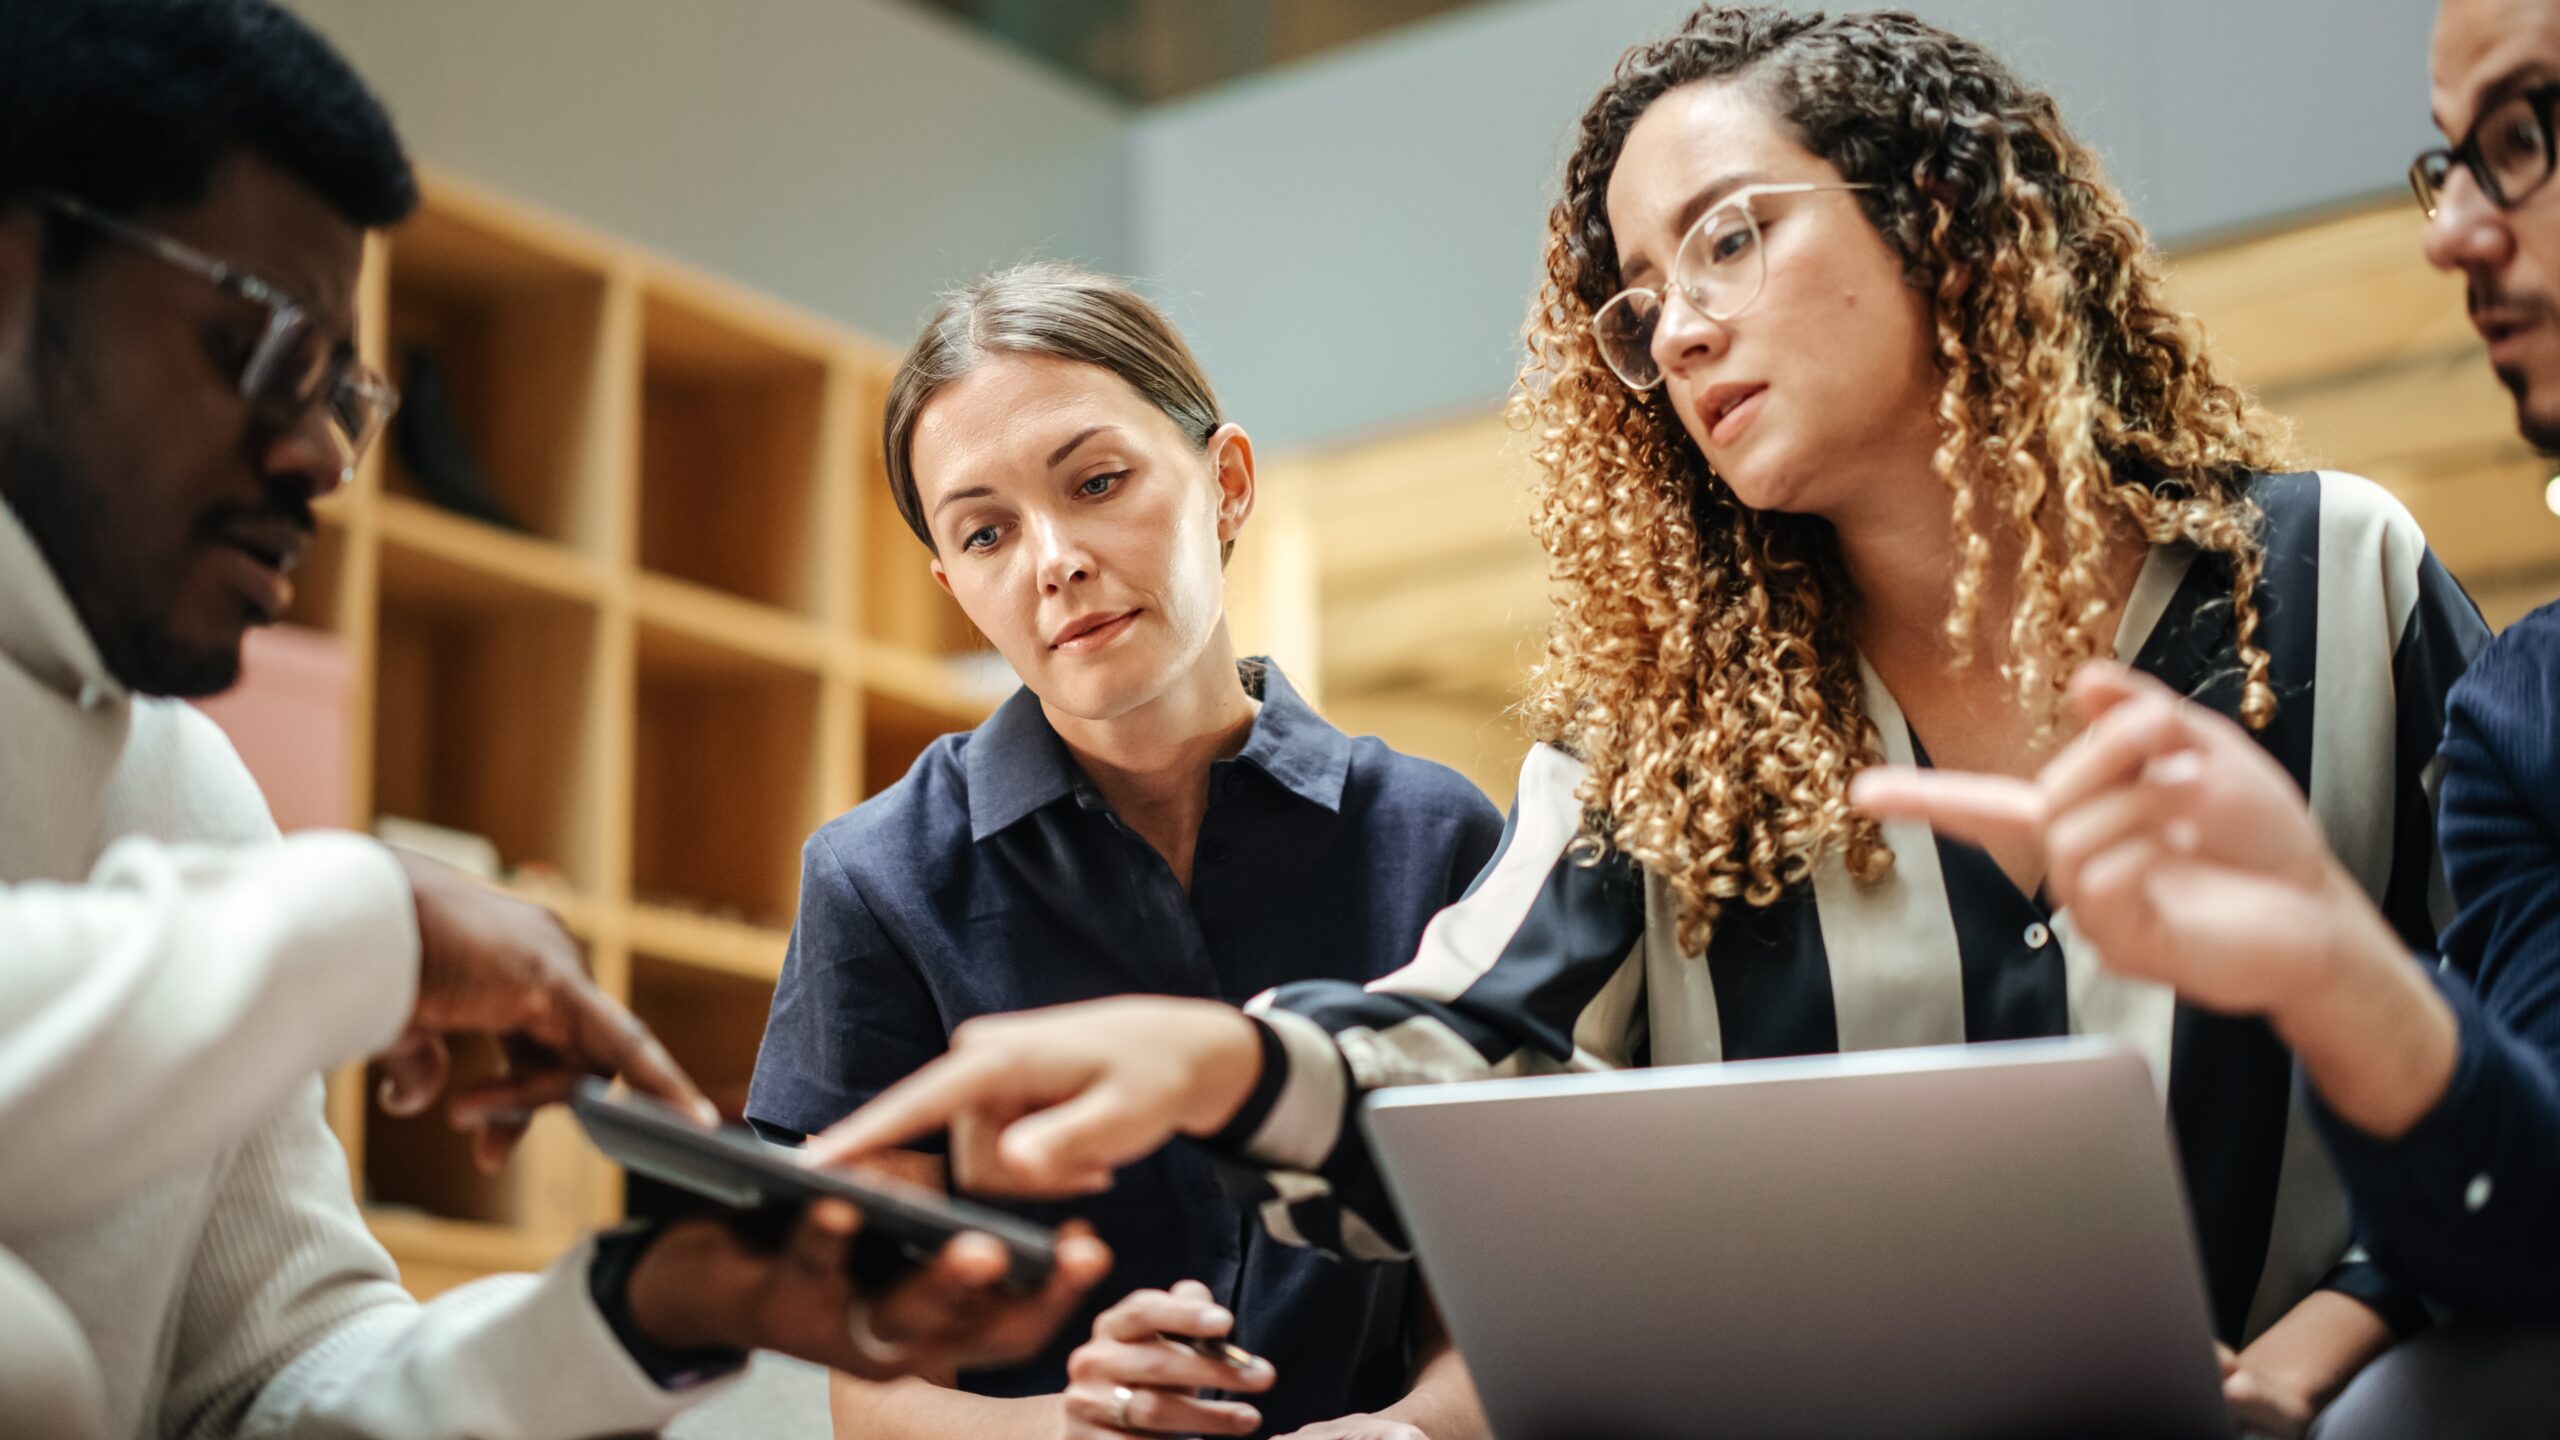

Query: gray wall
left=291, top=0, right=2439, bottom=448
left=287, top=0, right=1133, bottom=344
left=1130, top=0, right=2443, bottom=447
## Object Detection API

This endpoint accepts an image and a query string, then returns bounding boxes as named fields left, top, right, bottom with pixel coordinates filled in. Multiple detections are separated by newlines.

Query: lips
left=1698, top=382, right=1768, bottom=447
left=201, top=515, right=309, bottom=622
left=1049, top=609, right=1140, bottom=651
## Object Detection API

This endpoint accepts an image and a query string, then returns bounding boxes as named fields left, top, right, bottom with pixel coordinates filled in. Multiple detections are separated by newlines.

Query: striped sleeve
left=1208, top=743, right=1649, bottom=1258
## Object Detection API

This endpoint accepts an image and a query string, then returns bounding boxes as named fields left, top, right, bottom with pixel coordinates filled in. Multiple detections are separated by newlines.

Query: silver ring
left=844, top=1297, right=914, bottom=1366
left=1109, top=1383, right=1136, bottom=1430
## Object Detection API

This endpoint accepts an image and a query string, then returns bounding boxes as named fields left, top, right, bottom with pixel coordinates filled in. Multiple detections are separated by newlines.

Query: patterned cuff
left=1204, top=1013, right=1291, bottom=1151
left=588, top=1222, right=751, bottom=1391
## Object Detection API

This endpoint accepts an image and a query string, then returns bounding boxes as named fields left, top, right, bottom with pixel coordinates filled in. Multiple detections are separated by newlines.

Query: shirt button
left=2023, top=922, right=2052, bottom=950
left=1202, top=839, right=1231, bottom=864
left=2466, top=1173, right=2494, bottom=1213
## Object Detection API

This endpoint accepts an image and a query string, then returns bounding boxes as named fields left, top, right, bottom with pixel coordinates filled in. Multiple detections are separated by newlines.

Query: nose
left=2421, top=166, right=2516, bottom=280
left=1649, top=285, right=1731, bottom=389
left=1031, top=513, right=1097, bottom=596
left=258, top=401, right=358, bottom=503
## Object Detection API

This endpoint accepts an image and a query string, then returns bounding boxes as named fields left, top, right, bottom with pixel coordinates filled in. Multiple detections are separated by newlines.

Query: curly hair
left=1517, top=5, right=2291, bottom=954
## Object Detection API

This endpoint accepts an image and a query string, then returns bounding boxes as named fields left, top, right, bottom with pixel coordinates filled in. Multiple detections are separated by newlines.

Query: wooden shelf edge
left=860, top=642, right=1005, bottom=726
left=626, top=903, right=790, bottom=982
left=378, top=494, right=606, bottom=603
left=632, top=572, right=842, bottom=675
left=365, top=1210, right=565, bottom=1274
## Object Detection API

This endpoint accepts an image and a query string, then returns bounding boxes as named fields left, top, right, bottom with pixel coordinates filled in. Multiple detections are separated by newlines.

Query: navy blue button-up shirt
left=747, top=661, right=1503, bottom=1431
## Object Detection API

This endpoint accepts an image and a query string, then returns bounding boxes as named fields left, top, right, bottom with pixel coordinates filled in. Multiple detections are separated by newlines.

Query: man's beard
left=2496, top=363, right=2560, bottom=455
left=0, top=409, right=244, bottom=699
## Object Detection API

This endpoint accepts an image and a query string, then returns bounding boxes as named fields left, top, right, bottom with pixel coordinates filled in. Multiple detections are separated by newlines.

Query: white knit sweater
left=0, top=500, right=711, bottom=1439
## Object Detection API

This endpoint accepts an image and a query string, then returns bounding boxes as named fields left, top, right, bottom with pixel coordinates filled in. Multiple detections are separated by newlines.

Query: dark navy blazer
left=747, top=661, right=1503, bottom=1430
left=2320, top=600, right=2560, bottom=1321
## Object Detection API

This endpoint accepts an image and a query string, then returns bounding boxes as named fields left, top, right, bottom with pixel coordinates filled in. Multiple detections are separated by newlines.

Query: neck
left=1831, top=461, right=1977, bottom=668
left=1045, top=626, right=1260, bottom=886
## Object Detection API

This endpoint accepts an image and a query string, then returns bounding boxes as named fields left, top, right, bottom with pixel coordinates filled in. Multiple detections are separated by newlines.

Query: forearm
left=828, top=1371, right=1058, bottom=1440
left=0, top=833, right=417, bottom=1230
left=2235, top=1290, right=2394, bottom=1415
left=2274, top=877, right=2461, bottom=1142
left=1372, top=1340, right=1487, bottom=1439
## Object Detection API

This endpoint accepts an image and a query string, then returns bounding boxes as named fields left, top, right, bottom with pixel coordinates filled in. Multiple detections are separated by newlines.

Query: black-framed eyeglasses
left=2412, top=81, right=2560, bottom=219
left=1591, top=181, right=1873, bottom=392
left=37, top=193, right=398, bottom=472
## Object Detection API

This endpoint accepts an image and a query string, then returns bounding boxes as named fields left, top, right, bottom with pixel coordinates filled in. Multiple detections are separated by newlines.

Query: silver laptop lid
left=1361, top=1036, right=2233, bottom=1440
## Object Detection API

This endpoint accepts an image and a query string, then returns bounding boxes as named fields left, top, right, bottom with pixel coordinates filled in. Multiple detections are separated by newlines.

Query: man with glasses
left=0, top=3, right=1101, bottom=1436
left=1854, top=0, right=2560, bottom=1432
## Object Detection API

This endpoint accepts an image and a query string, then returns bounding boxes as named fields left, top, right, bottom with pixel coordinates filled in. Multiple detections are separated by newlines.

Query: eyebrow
left=929, top=483, right=996, bottom=521
left=1620, top=170, right=1777, bottom=283
left=927, top=424, right=1126, bottom=524
left=2441, top=62, right=2554, bottom=135
left=1047, top=424, right=1118, bottom=467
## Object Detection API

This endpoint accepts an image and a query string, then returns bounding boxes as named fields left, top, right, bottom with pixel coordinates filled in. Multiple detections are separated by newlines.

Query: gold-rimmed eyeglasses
left=37, top=193, right=398, bottom=472
left=2411, top=81, right=2560, bottom=220
left=1591, top=181, right=1873, bottom=392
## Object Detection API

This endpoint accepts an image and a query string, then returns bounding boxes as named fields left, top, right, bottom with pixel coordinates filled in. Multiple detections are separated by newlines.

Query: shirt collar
left=965, top=658, right=1351, bottom=843
left=0, top=495, right=124, bottom=706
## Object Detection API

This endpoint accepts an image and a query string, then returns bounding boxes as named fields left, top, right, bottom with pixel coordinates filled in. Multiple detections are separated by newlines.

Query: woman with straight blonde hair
left=811, top=10, right=2489, bottom=1434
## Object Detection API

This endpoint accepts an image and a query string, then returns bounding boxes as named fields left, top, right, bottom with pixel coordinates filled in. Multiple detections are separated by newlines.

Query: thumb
left=996, top=1081, right=1176, bottom=1190
left=374, top=1030, right=451, bottom=1117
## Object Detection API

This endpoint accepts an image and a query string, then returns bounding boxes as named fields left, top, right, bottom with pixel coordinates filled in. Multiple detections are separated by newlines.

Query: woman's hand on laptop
left=1061, top=1280, right=1274, bottom=1437
left=804, top=997, right=1266, bottom=1196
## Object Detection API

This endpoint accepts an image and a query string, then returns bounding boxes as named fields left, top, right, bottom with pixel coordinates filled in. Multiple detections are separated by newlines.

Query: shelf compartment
left=858, top=454, right=985, bottom=656
left=638, top=287, right=836, bottom=617
left=380, top=202, right=617, bottom=555
left=621, top=950, right=780, bottom=1222
left=632, top=620, right=825, bottom=932
left=371, top=539, right=608, bottom=896
left=861, top=680, right=992, bottom=800
left=360, top=1039, right=598, bottom=1236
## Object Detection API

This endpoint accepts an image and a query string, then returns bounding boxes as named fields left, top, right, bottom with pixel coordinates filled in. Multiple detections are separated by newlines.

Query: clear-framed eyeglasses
left=36, top=193, right=398, bottom=474
left=2411, top=81, right=2560, bottom=219
left=1590, top=181, right=1873, bottom=392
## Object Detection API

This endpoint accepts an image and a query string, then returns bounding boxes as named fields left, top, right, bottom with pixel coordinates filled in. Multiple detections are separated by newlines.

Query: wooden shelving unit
left=287, top=171, right=1004, bottom=1295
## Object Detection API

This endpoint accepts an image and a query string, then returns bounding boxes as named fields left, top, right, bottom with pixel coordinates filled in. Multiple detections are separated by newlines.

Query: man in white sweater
left=0, top=3, right=1106, bottom=1435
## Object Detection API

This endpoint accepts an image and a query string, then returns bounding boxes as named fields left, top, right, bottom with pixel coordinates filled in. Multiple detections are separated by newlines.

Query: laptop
left=1360, top=1036, right=2235, bottom=1440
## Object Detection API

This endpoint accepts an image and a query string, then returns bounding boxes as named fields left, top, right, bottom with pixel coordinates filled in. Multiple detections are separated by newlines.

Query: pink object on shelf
left=192, top=624, right=353, bottom=833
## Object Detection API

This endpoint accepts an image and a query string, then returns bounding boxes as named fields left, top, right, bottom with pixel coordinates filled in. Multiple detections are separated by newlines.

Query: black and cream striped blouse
left=1214, top=470, right=2491, bottom=1345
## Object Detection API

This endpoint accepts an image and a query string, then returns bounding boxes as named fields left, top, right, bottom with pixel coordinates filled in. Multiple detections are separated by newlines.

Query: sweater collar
left=0, top=496, right=126, bottom=706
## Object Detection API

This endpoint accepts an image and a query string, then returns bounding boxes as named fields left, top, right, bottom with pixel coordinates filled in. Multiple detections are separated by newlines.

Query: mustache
left=2470, top=280, right=2550, bottom=323
left=197, top=488, right=316, bottom=538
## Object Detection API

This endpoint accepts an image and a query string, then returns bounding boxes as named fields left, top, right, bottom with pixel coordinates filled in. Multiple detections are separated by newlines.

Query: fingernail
left=2149, top=750, right=2206, bottom=786
left=1205, top=1306, right=1232, bottom=1330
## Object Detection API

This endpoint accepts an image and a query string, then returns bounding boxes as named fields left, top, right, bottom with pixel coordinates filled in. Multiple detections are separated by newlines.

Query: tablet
left=571, top=1079, right=1058, bottom=1296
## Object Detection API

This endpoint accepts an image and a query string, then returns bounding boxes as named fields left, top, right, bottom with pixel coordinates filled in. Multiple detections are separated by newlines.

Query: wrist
left=623, top=1220, right=749, bottom=1354
left=2273, top=878, right=2460, bottom=1141
left=1174, top=1003, right=1267, bottom=1137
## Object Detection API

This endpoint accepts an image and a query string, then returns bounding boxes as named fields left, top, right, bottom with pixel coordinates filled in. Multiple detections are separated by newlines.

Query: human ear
left=1204, top=422, right=1257, bottom=542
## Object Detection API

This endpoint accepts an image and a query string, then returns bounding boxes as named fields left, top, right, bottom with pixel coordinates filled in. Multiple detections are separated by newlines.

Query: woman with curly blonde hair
left=815, top=8, right=2487, bottom=1435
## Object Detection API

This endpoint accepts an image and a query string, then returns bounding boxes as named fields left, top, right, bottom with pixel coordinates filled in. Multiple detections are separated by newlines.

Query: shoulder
left=2255, top=469, right=2435, bottom=570
left=137, top=699, right=281, bottom=846
left=1341, top=734, right=1502, bottom=829
left=804, top=731, right=974, bottom=889
left=2449, top=603, right=2560, bottom=756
